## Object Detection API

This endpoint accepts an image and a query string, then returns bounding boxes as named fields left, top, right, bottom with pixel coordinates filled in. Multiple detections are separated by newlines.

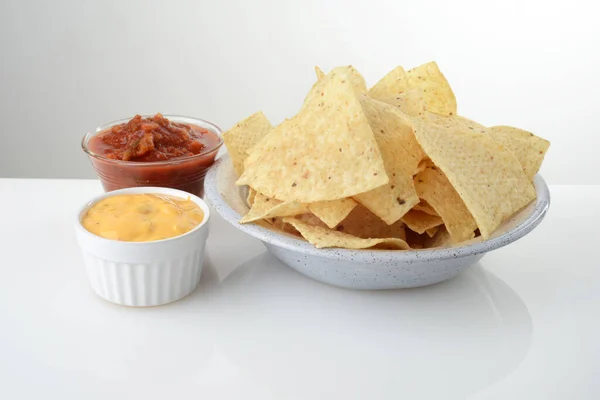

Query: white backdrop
left=0, top=0, right=597, bottom=184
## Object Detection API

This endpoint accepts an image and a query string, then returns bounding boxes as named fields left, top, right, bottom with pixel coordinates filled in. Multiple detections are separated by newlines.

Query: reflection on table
left=181, top=250, right=532, bottom=399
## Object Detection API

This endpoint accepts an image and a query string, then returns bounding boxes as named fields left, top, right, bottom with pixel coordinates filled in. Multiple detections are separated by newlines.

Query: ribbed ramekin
left=74, top=187, right=210, bottom=306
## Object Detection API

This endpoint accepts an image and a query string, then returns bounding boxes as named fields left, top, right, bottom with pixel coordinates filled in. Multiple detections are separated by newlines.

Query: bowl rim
left=204, top=154, right=550, bottom=261
left=81, top=114, right=224, bottom=166
left=75, top=186, right=211, bottom=246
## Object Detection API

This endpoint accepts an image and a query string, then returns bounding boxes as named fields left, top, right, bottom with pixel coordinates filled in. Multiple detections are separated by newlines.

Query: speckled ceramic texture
left=204, top=154, right=550, bottom=289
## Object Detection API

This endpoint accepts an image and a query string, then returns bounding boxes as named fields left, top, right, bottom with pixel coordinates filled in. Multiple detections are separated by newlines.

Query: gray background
left=1, top=0, right=597, bottom=184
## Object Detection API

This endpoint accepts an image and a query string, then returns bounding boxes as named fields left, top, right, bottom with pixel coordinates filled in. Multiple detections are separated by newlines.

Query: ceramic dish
left=74, top=186, right=210, bottom=306
left=204, top=154, right=550, bottom=289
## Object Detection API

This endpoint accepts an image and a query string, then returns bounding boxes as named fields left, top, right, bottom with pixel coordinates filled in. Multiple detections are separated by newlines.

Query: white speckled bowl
left=204, top=155, right=550, bottom=289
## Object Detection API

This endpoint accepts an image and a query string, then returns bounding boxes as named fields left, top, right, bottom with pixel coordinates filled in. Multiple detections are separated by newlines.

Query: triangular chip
left=368, top=66, right=407, bottom=99
left=244, top=117, right=294, bottom=158
left=414, top=158, right=477, bottom=242
left=353, top=96, right=424, bottom=224
left=413, top=200, right=438, bottom=216
left=419, top=113, right=486, bottom=134
left=315, top=66, right=325, bottom=80
left=424, top=226, right=476, bottom=248
left=414, top=158, right=429, bottom=175
left=223, top=112, right=273, bottom=176
left=406, top=62, right=457, bottom=116
left=404, top=228, right=427, bottom=249
left=274, top=204, right=407, bottom=241
left=369, top=66, right=427, bottom=117
left=452, top=115, right=486, bottom=131
left=301, top=65, right=367, bottom=117
left=375, top=88, right=427, bottom=117
left=330, top=65, right=366, bottom=94
left=308, top=198, right=357, bottom=229
left=489, top=126, right=550, bottom=180
left=303, top=65, right=367, bottom=109
left=283, top=217, right=410, bottom=250
left=415, top=160, right=477, bottom=242
left=425, top=226, right=439, bottom=238
left=411, top=113, right=536, bottom=238
left=401, top=209, right=443, bottom=234
left=237, top=70, right=388, bottom=202
left=340, top=65, right=368, bottom=94
left=247, top=187, right=257, bottom=206
left=295, top=213, right=328, bottom=227
left=424, top=226, right=452, bottom=248
left=284, top=206, right=406, bottom=241
left=240, top=193, right=309, bottom=224
left=271, top=216, right=303, bottom=236
left=337, top=204, right=406, bottom=241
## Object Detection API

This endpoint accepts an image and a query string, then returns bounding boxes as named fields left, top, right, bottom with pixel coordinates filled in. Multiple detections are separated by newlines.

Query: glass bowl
left=82, top=115, right=223, bottom=197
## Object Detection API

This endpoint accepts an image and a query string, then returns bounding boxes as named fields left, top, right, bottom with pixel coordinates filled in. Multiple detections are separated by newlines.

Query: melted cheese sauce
left=82, top=194, right=204, bottom=242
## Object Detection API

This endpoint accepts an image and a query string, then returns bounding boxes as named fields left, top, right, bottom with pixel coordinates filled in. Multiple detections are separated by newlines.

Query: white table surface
left=0, top=179, right=598, bottom=400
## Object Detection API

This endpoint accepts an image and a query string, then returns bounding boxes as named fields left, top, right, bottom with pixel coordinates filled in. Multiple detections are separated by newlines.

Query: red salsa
left=88, top=113, right=219, bottom=162
left=84, top=114, right=222, bottom=197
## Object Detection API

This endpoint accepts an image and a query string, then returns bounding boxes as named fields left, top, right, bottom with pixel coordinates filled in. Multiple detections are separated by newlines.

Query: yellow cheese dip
left=82, top=194, right=204, bottom=242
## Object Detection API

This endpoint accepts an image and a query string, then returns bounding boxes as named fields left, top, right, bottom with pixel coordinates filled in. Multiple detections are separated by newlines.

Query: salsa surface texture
left=89, top=114, right=220, bottom=162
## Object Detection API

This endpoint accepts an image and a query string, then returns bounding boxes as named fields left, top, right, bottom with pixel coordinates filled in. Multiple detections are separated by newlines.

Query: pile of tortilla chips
left=222, top=62, right=550, bottom=250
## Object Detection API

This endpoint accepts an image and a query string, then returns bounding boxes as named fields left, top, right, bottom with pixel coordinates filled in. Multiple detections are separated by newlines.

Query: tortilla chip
left=315, top=66, right=325, bottom=80
left=401, top=209, right=443, bottom=234
left=375, top=89, right=427, bottom=117
left=426, top=226, right=476, bottom=248
left=304, top=66, right=367, bottom=107
left=404, top=228, right=427, bottom=249
left=411, top=114, right=535, bottom=238
left=424, top=226, right=452, bottom=248
left=335, top=65, right=367, bottom=94
left=489, top=126, right=550, bottom=180
left=337, top=204, right=407, bottom=241
left=406, top=62, right=457, bottom=116
left=368, top=66, right=407, bottom=99
left=413, top=200, right=438, bottom=216
left=273, top=213, right=334, bottom=235
left=453, top=115, right=486, bottom=131
left=414, top=159, right=477, bottom=242
left=223, top=112, right=273, bottom=176
left=240, top=193, right=309, bottom=224
left=280, top=205, right=406, bottom=241
left=308, top=198, right=358, bottom=229
left=255, top=218, right=275, bottom=229
left=237, top=69, right=388, bottom=202
left=283, top=217, right=410, bottom=250
left=413, top=158, right=429, bottom=175
left=295, top=213, right=328, bottom=227
left=271, top=216, right=302, bottom=236
left=353, top=96, right=424, bottom=224
left=369, top=66, right=427, bottom=117
left=225, top=61, right=550, bottom=251
left=247, top=187, right=257, bottom=206
left=425, top=226, right=439, bottom=238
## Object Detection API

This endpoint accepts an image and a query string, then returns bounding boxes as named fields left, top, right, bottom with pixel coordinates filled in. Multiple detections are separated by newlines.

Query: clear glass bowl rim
left=81, top=114, right=224, bottom=166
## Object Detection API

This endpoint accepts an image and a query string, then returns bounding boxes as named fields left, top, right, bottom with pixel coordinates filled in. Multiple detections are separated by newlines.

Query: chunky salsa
left=83, top=114, right=222, bottom=197
left=88, top=113, right=219, bottom=162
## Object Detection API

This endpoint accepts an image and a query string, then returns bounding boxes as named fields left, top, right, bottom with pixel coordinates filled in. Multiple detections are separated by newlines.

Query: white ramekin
left=74, top=186, right=210, bottom=307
